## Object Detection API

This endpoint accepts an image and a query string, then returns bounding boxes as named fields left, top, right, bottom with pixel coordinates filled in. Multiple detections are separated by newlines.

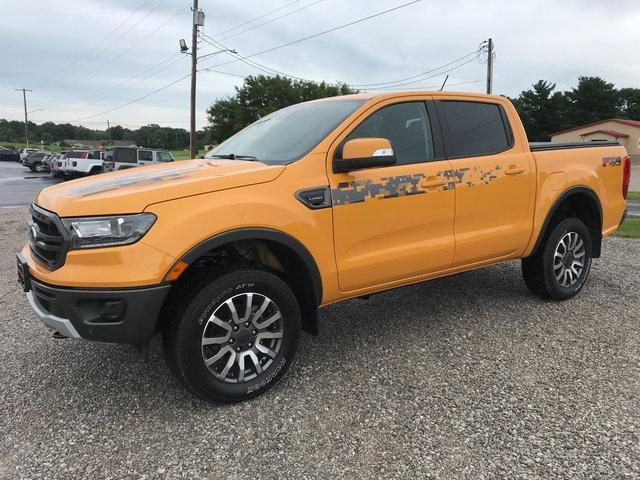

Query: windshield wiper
left=207, top=153, right=257, bottom=161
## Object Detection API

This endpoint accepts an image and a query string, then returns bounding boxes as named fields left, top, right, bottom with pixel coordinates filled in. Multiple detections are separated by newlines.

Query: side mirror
left=333, top=137, right=396, bottom=173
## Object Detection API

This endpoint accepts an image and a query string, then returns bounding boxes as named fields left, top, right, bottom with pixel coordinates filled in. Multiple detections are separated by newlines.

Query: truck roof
left=309, top=90, right=508, bottom=103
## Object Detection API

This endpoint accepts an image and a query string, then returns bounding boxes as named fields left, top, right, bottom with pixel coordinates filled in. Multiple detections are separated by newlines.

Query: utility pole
left=15, top=88, right=33, bottom=146
left=107, top=119, right=111, bottom=142
left=189, top=0, right=199, bottom=159
left=486, top=38, right=493, bottom=94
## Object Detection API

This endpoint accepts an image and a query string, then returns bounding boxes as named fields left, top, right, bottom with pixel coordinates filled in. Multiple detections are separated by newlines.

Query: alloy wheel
left=201, top=292, right=284, bottom=383
left=553, top=231, right=586, bottom=287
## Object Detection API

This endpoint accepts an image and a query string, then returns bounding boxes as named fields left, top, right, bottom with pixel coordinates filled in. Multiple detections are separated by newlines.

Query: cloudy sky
left=1, top=0, right=638, bottom=131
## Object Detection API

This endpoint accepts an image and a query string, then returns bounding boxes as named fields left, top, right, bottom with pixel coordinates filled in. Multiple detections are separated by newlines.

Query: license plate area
left=16, top=254, right=31, bottom=292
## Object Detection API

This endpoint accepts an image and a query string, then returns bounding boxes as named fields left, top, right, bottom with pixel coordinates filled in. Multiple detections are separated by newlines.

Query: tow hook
left=52, top=331, right=68, bottom=339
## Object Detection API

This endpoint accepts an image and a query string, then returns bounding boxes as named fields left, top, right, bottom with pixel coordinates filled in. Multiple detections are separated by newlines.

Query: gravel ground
left=1, top=205, right=639, bottom=479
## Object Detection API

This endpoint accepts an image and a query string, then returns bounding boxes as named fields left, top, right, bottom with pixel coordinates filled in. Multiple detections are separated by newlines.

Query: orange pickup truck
left=17, top=91, right=630, bottom=403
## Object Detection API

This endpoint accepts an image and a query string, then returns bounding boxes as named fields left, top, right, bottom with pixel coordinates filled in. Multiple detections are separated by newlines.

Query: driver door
left=328, top=98, right=456, bottom=292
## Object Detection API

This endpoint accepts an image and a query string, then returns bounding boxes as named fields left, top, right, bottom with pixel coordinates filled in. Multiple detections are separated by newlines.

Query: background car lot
left=0, top=161, right=62, bottom=206
left=1, top=205, right=638, bottom=479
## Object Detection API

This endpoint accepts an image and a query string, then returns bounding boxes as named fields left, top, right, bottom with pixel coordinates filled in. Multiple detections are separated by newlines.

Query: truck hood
left=35, top=159, right=285, bottom=217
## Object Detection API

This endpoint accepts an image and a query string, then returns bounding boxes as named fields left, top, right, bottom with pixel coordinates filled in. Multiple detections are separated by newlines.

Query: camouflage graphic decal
left=332, top=164, right=504, bottom=206
left=602, top=156, right=622, bottom=167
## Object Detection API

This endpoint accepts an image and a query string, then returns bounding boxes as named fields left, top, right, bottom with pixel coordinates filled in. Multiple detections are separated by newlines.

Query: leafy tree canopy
left=206, top=75, right=358, bottom=144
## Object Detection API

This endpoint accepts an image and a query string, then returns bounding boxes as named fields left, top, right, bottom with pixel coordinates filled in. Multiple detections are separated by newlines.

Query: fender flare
left=530, top=186, right=603, bottom=257
left=180, top=228, right=323, bottom=306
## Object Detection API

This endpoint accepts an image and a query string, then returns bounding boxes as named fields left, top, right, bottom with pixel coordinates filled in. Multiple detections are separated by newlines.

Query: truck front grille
left=29, top=205, right=68, bottom=270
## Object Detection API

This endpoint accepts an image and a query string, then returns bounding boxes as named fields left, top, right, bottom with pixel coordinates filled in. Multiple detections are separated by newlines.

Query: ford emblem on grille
left=29, top=224, right=38, bottom=242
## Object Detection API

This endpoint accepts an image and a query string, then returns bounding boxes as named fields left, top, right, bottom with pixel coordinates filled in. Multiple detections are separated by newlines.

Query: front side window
left=206, top=98, right=366, bottom=165
left=159, top=152, right=173, bottom=162
left=440, top=101, right=510, bottom=157
left=346, top=102, right=434, bottom=165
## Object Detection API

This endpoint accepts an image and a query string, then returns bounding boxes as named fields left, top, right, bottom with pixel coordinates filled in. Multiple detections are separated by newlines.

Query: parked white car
left=49, top=153, right=67, bottom=177
left=19, top=148, right=38, bottom=161
left=63, top=150, right=104, bottom=176
left=102, top=147, right=174, bottom=172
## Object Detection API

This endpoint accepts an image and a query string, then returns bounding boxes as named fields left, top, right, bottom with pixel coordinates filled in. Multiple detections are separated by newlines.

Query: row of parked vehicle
left=18, top=146, right=175, bottom=178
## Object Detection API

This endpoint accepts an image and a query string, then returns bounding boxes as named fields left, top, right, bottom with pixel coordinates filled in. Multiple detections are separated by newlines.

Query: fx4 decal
left=602, top=156, right=622, bottom=167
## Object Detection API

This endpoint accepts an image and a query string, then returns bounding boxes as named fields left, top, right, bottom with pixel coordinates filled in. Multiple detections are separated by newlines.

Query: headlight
left=62, top=213, right=156, bottom=249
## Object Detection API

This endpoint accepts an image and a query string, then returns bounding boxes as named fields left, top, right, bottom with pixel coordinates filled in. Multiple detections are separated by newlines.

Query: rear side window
left=347, top=102, right=434, bottom=165
left=440, top=101, right=510, bottom=157
left=66, top=151, right=88, bottom=159
left=115, top=148, right=137, bottom=163
left=138, top=150, right=153, bottom=161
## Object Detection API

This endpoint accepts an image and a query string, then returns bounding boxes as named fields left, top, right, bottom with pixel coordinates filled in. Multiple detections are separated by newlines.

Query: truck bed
left=529, top=141, right=619, bottom=152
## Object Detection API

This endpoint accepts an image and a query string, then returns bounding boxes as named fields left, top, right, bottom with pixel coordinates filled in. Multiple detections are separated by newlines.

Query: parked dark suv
left=0, top=145, right=20, bottom=162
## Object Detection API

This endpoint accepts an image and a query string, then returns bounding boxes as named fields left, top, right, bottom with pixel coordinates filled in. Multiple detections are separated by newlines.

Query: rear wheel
left=34, top=162, right=45, bottom=173
left=522, top=217, right=592, bottom=300
left=163, top=268, right=301, bottom=403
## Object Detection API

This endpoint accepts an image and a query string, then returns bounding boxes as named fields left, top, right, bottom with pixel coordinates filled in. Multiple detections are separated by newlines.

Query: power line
left=56, top=0, right=154, bottom=76
left=72, top=1, right=423, bottom=124
left=65, top=4, right=190, bottom=107
left=82, top=54, right=186, bottom=105
left=70, top=74, right=191, bottom=123
left=202, top=0, right=423, bottom=70
left=375, top=79, right=484, bottom=91
left=199, top=33, right=311, bottom=81
left=210, top=0, right=302, bottom=37
left=364, top=56, right=480, bottom=90
left=90, top=4, right=188, bottom=75
left=217, top=0, right=325, bottom=42
left=200, top=31, right=479, bottom=93
left=352, top=50, right=479, bottom=87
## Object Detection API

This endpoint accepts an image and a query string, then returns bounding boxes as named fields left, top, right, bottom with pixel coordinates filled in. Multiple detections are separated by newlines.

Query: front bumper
left=19, top=255, right=171, bottom=345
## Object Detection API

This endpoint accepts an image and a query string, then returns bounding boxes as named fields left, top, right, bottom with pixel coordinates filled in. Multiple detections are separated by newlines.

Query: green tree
left=619, top=87, right=640, bottom=121
left=41, top=132, right=53, bottom=144
left=565, top=76, right=622, bottom=125
left=511, top=80, right=569, bottom=141
left=206, top=75, right=358, bottom=144
left=108, top=125, right=125, bottom=140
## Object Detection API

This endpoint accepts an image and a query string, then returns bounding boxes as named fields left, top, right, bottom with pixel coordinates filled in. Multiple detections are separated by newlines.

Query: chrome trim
left=372, top=147, right=394, bottom=157
left=26, top=291, right=81, bottom=339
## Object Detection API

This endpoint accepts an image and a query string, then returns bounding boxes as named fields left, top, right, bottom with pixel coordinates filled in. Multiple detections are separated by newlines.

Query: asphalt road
left=1, top=206, right=639, bottom=479
left=0, top=161, right=62, bottom=206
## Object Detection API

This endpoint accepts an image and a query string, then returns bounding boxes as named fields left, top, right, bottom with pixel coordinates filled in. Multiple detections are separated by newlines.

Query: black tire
left=163, top=267, right=301, bottom=403
left=522, top=217, right=592, bottom=301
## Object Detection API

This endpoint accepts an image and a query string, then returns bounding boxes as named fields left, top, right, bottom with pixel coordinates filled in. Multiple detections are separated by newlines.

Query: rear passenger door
left=434, top=98, right=534, bottom=265
left=328, top=98, right=456, bottom=292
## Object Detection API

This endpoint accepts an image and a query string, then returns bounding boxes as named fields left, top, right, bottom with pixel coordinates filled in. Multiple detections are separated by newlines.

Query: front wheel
left=522, top=217, right=593, bottom=300
left=163, top=268, right=301, bottom=403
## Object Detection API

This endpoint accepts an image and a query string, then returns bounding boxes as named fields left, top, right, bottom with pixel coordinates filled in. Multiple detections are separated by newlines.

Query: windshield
left=205, top=98, right=365, bottom=165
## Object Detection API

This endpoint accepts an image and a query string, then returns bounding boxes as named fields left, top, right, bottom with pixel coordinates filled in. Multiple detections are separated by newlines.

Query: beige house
left=551, top=119, right=640, bottom=161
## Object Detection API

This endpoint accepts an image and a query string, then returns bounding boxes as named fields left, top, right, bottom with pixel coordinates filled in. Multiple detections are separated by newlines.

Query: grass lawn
left=628, top=191, right=640, bottom=201
left=172, top=149, right=204, bottom=160
left=614, top=219, right=640, bottom=239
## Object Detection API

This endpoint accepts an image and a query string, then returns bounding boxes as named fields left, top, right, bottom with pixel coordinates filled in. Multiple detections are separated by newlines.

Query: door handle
left=505, top=166, right=525, bottom=175
left=420, top=177, right=447, bottom=189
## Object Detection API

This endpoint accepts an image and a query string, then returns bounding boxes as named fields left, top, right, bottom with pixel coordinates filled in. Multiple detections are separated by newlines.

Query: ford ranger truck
left=17, top=92, right=630, bottom=403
